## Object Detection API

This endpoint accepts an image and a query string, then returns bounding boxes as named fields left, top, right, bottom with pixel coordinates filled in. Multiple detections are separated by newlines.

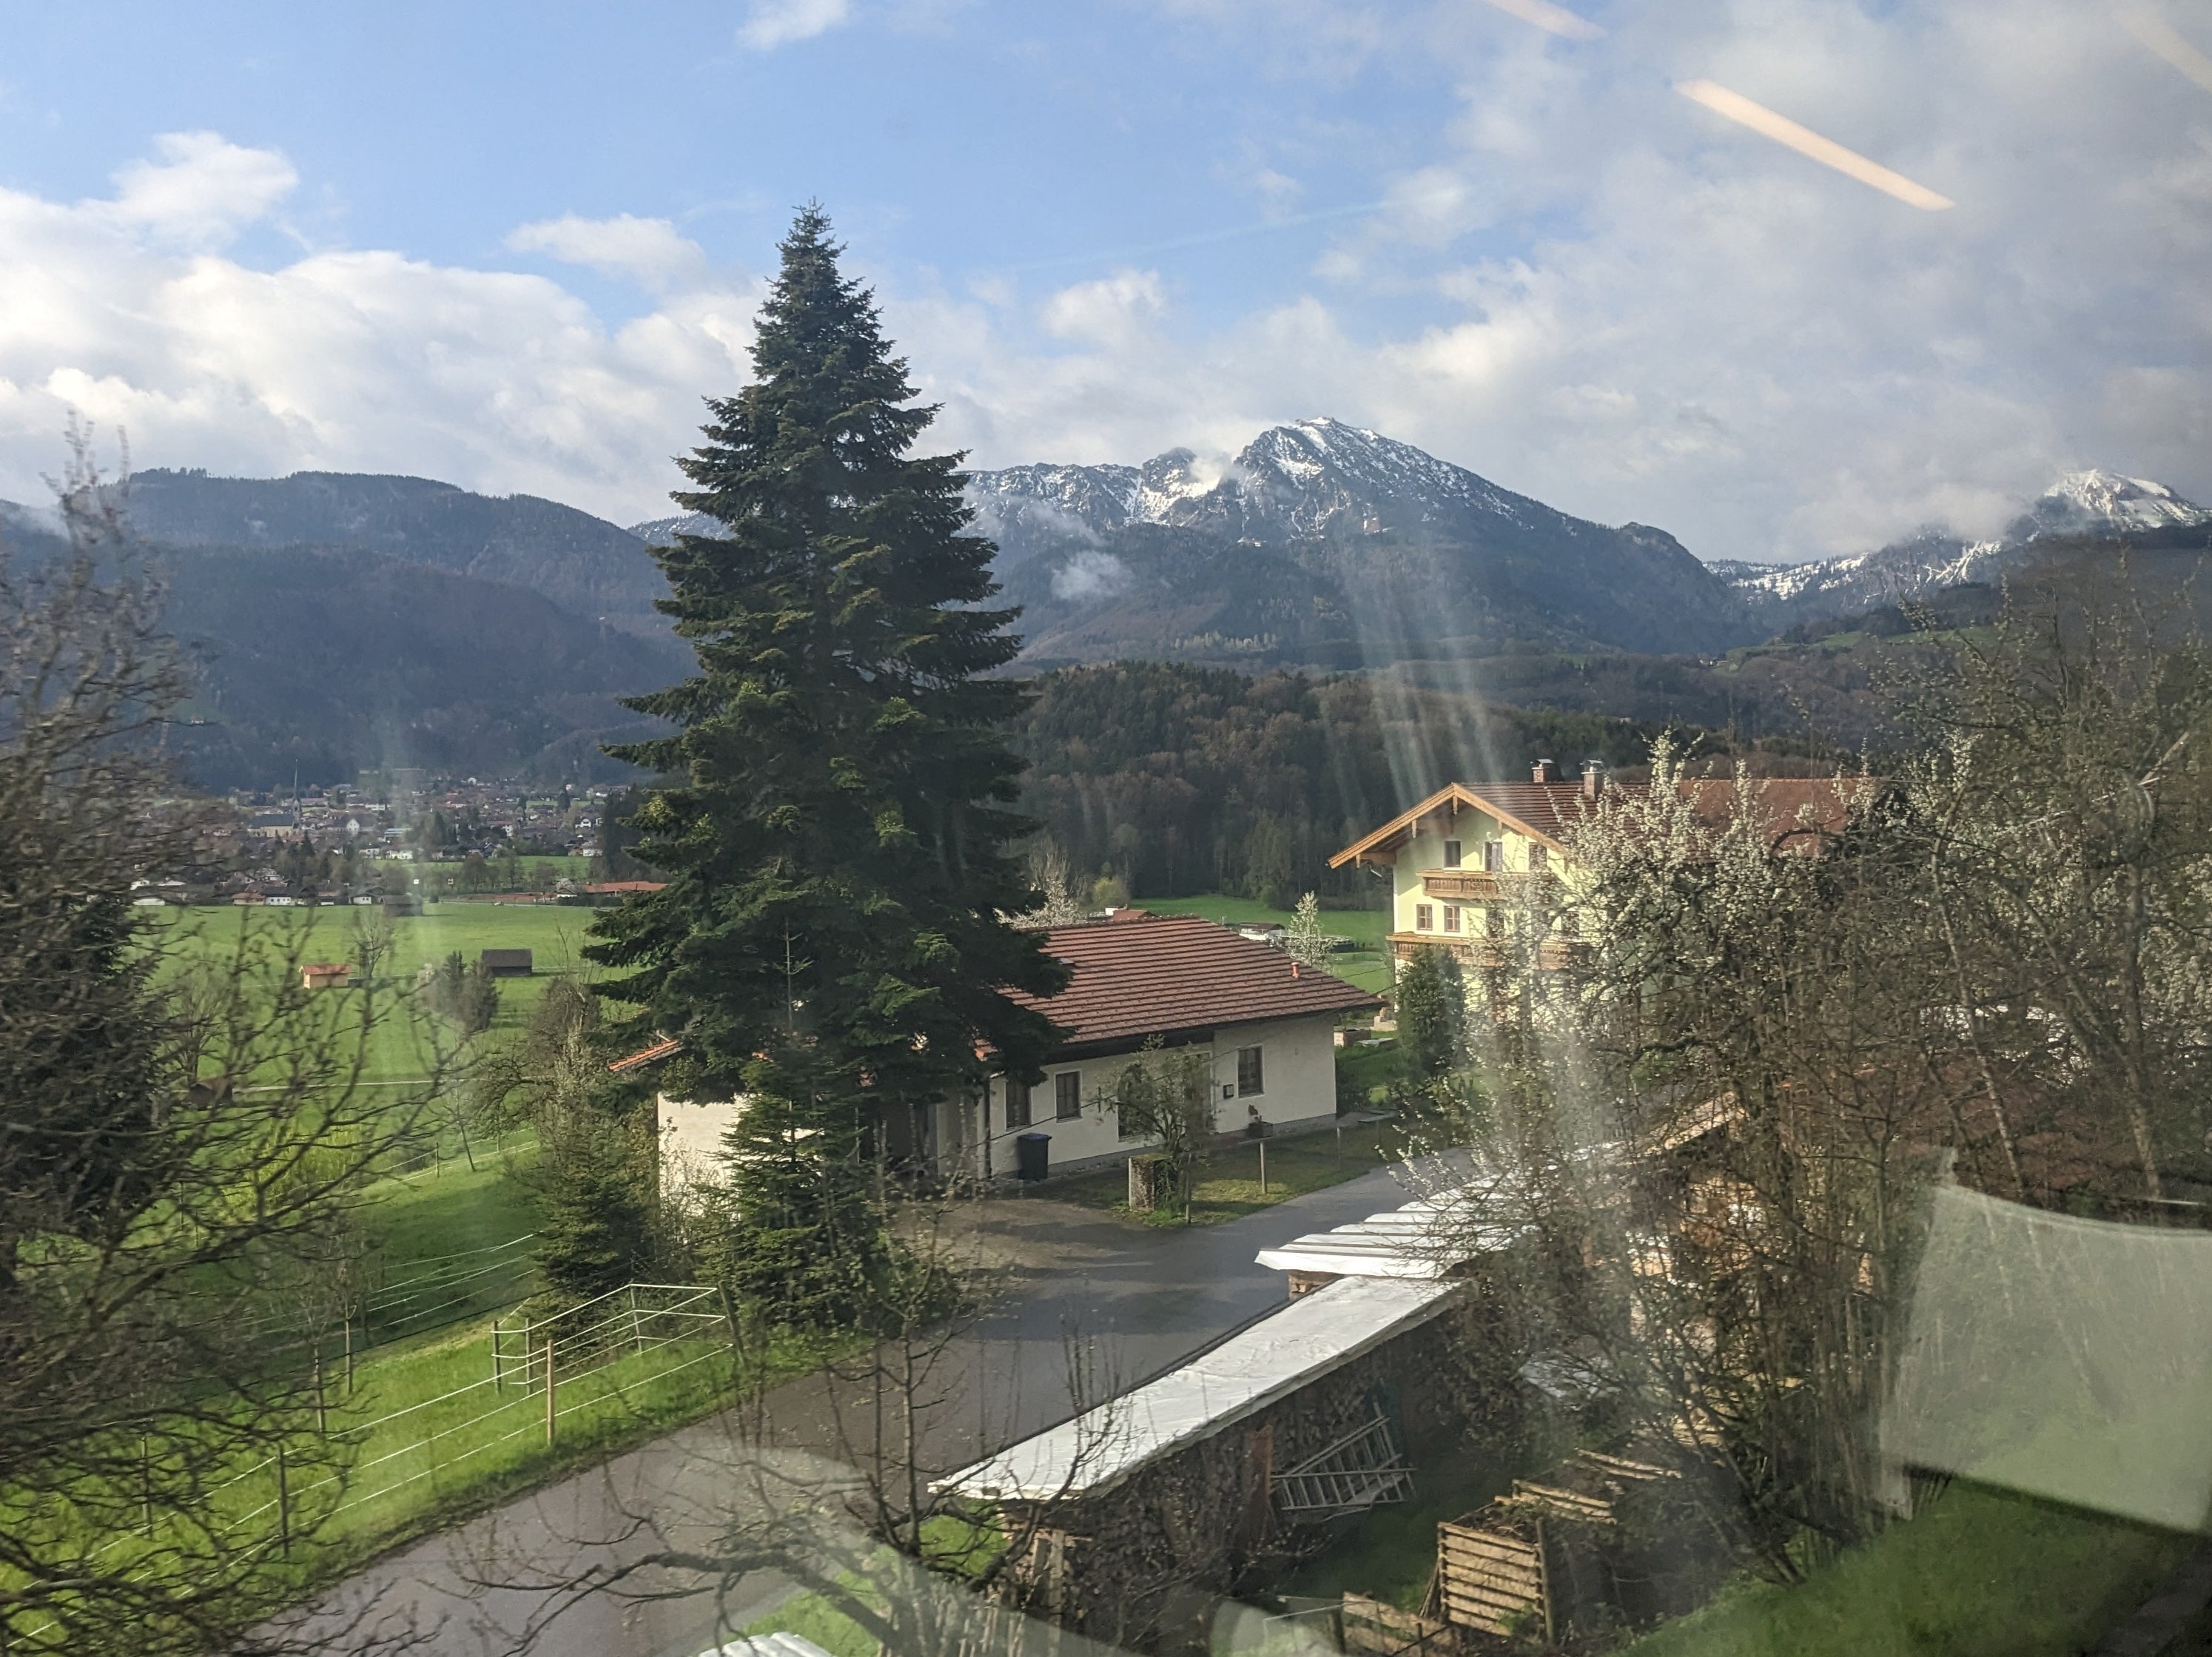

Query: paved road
left=283, top=1164, right=1416, bottom=1657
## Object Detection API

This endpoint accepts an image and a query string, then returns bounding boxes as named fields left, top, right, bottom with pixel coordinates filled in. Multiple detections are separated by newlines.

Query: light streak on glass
left=1482, top=0, right=1605, bottom=42
left=1676, top=78, right=1955, bottom=212
left=2119, top=5, right=2212, bottom=95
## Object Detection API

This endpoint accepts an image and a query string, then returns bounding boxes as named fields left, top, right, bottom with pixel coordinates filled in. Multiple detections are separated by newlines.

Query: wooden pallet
left=1436, top=1510, right=1549, bottom=1640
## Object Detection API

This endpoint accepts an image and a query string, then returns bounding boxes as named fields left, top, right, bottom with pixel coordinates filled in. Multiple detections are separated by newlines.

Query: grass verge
left=1044, top=1118, right=1410, bottom=1226
left=1621, top=1481, right=2195, bottom=1657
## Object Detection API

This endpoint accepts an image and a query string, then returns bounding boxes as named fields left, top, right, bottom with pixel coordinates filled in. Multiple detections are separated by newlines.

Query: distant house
left=653, top=911, right=1380, bottom=1194
left=300, top=962, right=352, bottom=990
left=479, top=948, right=533, bottom=978
left=1331, top=762, right=1861, bottom=979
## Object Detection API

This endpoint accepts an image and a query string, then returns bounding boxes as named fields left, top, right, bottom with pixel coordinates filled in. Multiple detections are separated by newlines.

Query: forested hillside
left=1009, top=661, right=1681, bottom=906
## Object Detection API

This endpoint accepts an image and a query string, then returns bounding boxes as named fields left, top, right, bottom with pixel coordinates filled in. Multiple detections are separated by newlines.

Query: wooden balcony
left=1418, top=869, right=1559, bottom=901
left=1419, top=869, right=1502, bottom=901
left=1388, top=932, right=1588, bottom=972
left=1389, top=932, right=1507, bottom=969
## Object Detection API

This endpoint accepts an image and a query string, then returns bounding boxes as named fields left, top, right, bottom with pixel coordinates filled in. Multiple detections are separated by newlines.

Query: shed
left=300, top=962, right=352, bottom=990
left=934, top=1276, right=1470, bottom=1647
left=479, top=948, right=533, bottom=977
left=938, top=1275, right=1462, bottom=1504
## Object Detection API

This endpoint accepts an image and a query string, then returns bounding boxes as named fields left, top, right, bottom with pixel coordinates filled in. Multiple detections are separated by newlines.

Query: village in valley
left=7, top=10, right=2212, bottom=1656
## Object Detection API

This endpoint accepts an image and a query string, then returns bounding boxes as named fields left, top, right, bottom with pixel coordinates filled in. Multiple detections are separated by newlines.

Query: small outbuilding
left=479, top=948, right=533, bottom=978
left=300, top=962, right=352, bottom=990
left=935, top=1274, right=1474, bottom=1648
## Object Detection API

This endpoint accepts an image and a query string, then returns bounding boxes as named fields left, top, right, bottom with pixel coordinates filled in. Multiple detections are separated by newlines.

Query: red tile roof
left=608, top=1035, right=681, bottom=1075
left=1006, top=913, right=1379, bottom=1054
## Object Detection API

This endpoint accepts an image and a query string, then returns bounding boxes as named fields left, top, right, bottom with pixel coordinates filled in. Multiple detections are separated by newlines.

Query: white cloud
left=0, top=138, right=762, bottom=522
left=738, top=0, right=852, bottom=50
left=99, top=131, right=297, bottom=248
left=506, top=213, right=711, bottom=292
left=10, top=0, right=2212, bottom=576
left=1050, top=548, right=1132, bottom=600
left=1039, top=270, right=1167, bottom=347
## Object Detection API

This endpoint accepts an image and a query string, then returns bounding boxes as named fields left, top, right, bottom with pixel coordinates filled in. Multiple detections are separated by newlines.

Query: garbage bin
left=1015, top=1132, right=1051, bottom=1183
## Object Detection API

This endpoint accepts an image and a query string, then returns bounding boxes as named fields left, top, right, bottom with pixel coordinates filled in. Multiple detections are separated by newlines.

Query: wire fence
left=200, top=1280, right=736, bottom=1555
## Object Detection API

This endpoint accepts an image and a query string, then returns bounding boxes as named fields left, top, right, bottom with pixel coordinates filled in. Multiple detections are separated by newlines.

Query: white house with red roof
left=655, top=910, right=1379, bottom=1191
left=966, top=909, right=1380, bottom=1178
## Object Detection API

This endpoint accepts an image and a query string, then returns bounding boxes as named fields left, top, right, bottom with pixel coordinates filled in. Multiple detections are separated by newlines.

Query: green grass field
left=1620, top=1482, right=2193, bottom=1657
left=161, top=904, right=611, bottom=1079
left=1136, top=894, right=1394, bottom=995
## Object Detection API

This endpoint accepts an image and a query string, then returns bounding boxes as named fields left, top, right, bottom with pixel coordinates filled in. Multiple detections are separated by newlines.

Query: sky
left=0, top=0, right=2206, bottom=562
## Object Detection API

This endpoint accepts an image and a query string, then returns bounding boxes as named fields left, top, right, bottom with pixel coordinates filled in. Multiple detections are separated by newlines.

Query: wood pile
left=1431, top=1451, right=1678, bottom=1641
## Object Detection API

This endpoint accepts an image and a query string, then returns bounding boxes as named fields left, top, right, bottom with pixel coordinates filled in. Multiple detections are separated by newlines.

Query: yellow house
left=1328, top=759, right=1603, bottom=975
left=1333, top=762, right=1864, bottom=979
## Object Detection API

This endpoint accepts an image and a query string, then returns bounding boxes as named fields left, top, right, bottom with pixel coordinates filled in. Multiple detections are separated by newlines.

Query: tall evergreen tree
left=588, top=207, right=1067, bottom=1316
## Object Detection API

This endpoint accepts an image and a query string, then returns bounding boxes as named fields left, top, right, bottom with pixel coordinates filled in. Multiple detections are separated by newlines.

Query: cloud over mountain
left=1, top=0, right=2208, bottom=564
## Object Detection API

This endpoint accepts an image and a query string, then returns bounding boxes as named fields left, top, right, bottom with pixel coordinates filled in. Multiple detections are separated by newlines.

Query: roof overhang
left=1328, top=782, right=1567, bottom=870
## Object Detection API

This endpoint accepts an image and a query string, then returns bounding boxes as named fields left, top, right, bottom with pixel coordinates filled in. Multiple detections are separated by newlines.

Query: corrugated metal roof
left=1009, top=912, right=1380, bottom=1053
left=933, top=1276, right=1462, bottom=1502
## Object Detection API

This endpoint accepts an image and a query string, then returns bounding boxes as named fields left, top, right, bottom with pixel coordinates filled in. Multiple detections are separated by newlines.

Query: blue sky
left=0, top=0, right=2207, bottom=559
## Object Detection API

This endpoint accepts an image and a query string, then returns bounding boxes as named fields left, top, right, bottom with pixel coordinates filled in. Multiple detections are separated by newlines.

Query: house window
left=1483, top=840, right=1505, bottom=872
left=1237, top=1046, right=1264, bottom=1097
left=1442, top=904, right=1460, bottom=932
left=1529, top=844, right=1549, bottom=871
left=1442, top=838, right=1462, bottom=869
left=1055, top=1072, right=1082, bottom=1120
left=1005, top=1076, right=1032, bottom=1129
left=1415, top=903, right=1434, bottom=931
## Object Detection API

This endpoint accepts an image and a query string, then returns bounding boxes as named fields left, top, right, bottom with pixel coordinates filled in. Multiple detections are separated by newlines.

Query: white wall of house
left=971, top=1009, right=1343, bottom=1180
left=656, top=1011, right=1346, bottom=1192
left=657, top=1092, right=737, bottom=1198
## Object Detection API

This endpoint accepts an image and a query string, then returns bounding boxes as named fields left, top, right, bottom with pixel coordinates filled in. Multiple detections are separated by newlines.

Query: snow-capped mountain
left=967, top=417, right=1744, bottom=661
left=969, top=417, right=1561, bottom=549
left=1729, top=470, right=2212, bottom=627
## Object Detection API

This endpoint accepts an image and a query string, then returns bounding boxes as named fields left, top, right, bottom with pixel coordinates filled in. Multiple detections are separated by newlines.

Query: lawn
left=1045, top=1116, right=1411, bottom=1226
left=1137, top=894, right=1394, bottom=995
left=161, top=904, right=608, bottom=1079
left=1620, top=1482, right=2195, bottom=1657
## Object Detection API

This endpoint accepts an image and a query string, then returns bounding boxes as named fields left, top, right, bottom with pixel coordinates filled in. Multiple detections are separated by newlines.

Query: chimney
left=1582, top=760, right=1606, bottom=801
left=1533, top=759, right=1560, bottom=784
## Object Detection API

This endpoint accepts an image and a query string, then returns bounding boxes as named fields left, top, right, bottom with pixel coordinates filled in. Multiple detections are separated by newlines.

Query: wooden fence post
left=543, top=1337, right=556, bottom=1445
left=314, top=1353, right=328, bottom=1437
left=275, top=1443, right=291, bottom=1556
left=140, top=1435, right=154, bottom=1537
left=628, top=1284, right=643, bottom=1354
left=1259, top=1138, right=1268, bottom=1194
left=343, top=1315, right=354, bottom=1394
left=717, top=1282, right=744, bottom=1382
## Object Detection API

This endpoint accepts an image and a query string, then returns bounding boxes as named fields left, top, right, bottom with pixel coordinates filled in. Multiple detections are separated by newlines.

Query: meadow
left=161, top=902, right=608, bottom=1080
left=1135, top=894, right=1394, bottom=994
